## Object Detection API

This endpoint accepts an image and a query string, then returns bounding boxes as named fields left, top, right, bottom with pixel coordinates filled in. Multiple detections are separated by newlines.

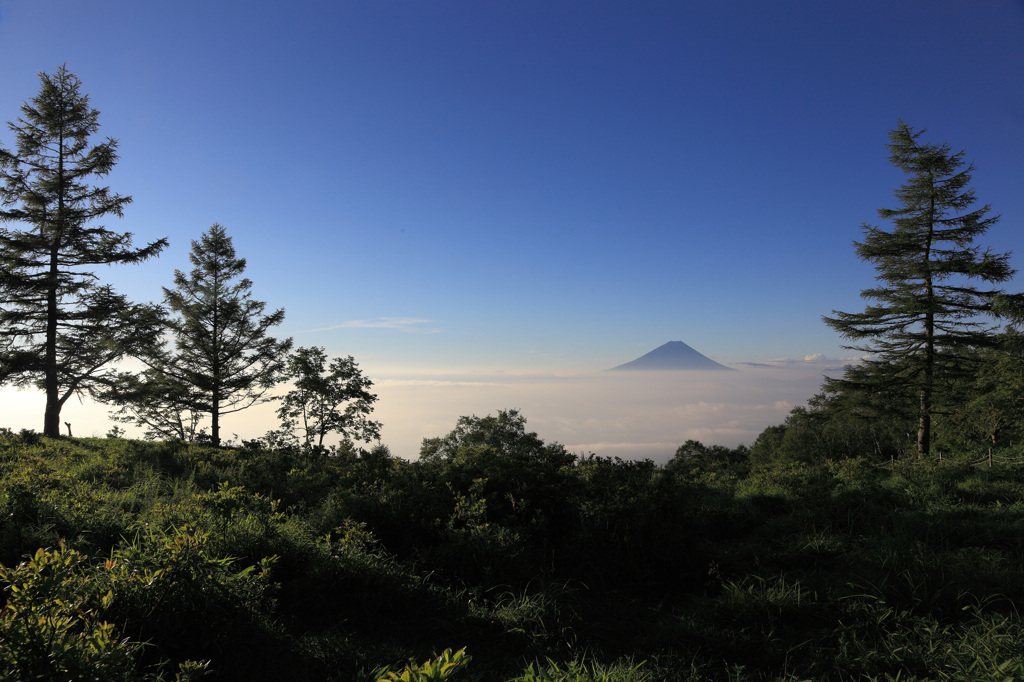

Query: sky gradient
left=1, top=2, right=1023, bottom=459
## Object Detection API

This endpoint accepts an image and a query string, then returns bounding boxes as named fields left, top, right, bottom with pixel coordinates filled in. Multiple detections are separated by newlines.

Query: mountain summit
left=608, top=341, right=735, bottom=372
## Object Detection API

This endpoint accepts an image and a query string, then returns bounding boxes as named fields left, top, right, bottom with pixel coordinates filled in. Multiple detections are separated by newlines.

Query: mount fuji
left=608, top=341, right=735, bottom=372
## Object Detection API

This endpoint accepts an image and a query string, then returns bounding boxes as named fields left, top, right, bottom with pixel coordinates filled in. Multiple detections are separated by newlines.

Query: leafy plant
left=373, top=647, right=471, bottom=681
left=0, top=543, right=210, bottom=681
left=0, top=544, right=141, bottom=680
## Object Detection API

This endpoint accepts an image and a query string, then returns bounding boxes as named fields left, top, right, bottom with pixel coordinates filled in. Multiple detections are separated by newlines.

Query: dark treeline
left=3, top=68, right=1024, bottom=680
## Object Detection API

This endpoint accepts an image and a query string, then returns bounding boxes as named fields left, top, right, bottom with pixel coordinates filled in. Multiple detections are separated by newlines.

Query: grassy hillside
left=2, top=429, right=1023, bottom=680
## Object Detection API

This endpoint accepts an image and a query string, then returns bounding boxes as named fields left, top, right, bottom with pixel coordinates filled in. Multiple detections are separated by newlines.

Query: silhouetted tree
left=419, top=408, right=573, bottom=467
left=277, top=346, right=381, bottom=451
left=0, top=66, right=167, bottom=436
left=417, top=409, right=577, bottom=547
left=102, top=365, right=204, bottom=441
left=823, top=121, right=1022, bottom=458
left=665, top=439, right=749, bottom=477
left=106, top=225, right=290, bottom=446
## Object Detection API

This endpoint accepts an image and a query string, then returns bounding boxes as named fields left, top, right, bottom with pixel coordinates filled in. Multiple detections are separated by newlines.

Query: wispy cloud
left=734, top=354, right=867, bottom=370
left=302, top=317, right=441, bottom=333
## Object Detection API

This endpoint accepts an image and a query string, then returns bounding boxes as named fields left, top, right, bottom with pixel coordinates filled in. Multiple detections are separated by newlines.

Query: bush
left=373, top=647, right=471, bottom=681
left=0, top=543, right=211, bottom=681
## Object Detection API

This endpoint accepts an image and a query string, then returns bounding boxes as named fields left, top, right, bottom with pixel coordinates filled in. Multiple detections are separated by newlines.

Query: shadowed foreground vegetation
left=2, top=420, right=1024, bottom=681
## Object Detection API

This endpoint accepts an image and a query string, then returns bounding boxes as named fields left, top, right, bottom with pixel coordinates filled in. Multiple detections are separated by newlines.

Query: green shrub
left=100, top=525, right=277, bottom=674
left=0, top=544, right=142, bottom=680
left=374, top=647, right=471, bottom=681
left=0, top=543, right=210, bottom=681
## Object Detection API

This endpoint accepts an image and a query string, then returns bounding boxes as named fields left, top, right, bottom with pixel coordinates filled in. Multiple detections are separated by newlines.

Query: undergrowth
left=2, top=430, right=1023, bottom=680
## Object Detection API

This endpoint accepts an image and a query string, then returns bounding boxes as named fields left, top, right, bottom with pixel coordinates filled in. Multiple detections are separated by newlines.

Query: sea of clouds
left=0, top=355, right=855, bottom=464
left=368, top=354, right=854, bottom=462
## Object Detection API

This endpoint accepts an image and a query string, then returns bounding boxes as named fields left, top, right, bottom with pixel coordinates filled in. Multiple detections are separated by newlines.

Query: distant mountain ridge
left=608, top=341, right=735, bottom=371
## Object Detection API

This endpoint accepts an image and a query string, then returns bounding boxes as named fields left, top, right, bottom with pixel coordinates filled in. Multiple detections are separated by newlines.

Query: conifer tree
left=102, top=363, right=204, bottom=442
left=823, top=121, right=1021, bottom=458
left=0, top=66, right=167, bottom=436
left=107, top=224, right=291, bottom=446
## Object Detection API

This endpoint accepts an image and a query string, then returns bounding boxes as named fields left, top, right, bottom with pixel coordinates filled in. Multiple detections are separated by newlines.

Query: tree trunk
left=211, top=286, right=221, bottom=447
left=917, top=310, right=934, bottom=459
left=44, top=230, right=62, bottom=437
left=44, top=127, right=66, bottom=438
left=43, top=398, right=61, bottom=437
left=917, top=189, right=936, bottom=459
left=211, top=389, right=220, bottom=447
left=916, top=396, right=929, bottom=459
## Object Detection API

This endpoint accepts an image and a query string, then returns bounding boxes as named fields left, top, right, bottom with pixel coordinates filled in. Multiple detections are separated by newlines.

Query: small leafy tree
left=104, top=224, right=290, bottom=446
left=419, top=409, right=569, bottom=464
left=418, top=410, right=577, bottom=541
left=0, top=66, right=167, bottom=436
left=665, top=439, right=749, bottom=478
left=276, top=346, right=381, bottom=450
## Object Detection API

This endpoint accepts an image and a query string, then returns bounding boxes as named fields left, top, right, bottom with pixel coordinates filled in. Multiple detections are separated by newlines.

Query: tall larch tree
left=0, top=66, right=167, bottom=436
left=110, top=224, right=291, bottom=447
left=823, top=121, right=1022, bottom=458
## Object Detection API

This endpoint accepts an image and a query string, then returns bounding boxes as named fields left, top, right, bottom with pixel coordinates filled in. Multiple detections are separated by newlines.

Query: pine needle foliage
left=161, top=225, right=291, bottom=447
left=823, top=121, right=1023, bottom=458
left=104, top=224, right=290, bottom=446
left=0, top=66, right=167, bottom=436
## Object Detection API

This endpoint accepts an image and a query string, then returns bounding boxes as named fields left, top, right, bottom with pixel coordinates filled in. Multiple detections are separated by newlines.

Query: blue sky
left=1, top=1, right=1023, bottom=457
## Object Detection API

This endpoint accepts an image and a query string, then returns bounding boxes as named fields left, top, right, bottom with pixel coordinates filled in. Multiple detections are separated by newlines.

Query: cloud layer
left=370, top=363, right=837, bottom=462
left=0, top=359, right=841, bottom=464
